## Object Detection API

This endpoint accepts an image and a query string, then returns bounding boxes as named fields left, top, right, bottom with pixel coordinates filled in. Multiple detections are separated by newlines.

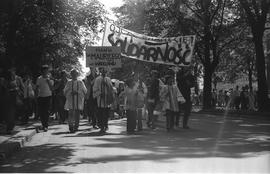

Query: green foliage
left=0, top=0, right=105, bottom=76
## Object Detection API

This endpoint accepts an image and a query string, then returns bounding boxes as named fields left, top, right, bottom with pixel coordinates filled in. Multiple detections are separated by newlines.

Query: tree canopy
left=0, top=0, right=105, bottom=76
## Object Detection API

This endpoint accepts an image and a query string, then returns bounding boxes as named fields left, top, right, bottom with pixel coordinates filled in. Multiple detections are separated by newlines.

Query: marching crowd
left=0, top=65, right=194, bottom=134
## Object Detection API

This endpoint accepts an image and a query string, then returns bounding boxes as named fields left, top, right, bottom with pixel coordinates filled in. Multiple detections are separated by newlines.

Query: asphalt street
left=0, top=113, right=270, bottom=173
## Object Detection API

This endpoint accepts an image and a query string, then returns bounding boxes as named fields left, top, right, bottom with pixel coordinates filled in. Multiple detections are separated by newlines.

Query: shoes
left=99, top=129, right=106, bottom=134
left=6, top=130, right=12, bottom=135
left=93, top=126, right=99, bottom=129
left=43, top=127, right=48, bottom=132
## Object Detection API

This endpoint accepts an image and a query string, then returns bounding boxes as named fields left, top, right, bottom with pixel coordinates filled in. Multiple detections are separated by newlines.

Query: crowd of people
left=191, top=85, right=258, bottom=111
left=0, top=65, right=195, bottom=134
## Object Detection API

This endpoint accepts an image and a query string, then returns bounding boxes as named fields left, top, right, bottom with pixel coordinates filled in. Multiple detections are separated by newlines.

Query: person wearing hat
left=93, top=67, right=114, bottom=134
left=36, top=65, right=54, bottom=132
left=64, top=69, right=87, bottom=133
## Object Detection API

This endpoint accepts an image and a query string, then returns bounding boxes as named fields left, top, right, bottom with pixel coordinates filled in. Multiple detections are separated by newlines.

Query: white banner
left=86, top=46, right=121, bottom=68
left=102, top=21, right=196, bottom=66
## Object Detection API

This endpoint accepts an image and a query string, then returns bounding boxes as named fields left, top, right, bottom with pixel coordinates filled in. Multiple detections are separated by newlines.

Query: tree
left=113, top=0, right=243, bottom=109
left=0, top=0, right=105, bottom=76
left=238, top=0, right=270, bottom=111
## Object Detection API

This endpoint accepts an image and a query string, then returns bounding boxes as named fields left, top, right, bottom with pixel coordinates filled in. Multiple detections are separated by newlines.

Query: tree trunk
left=254, top=34, right=270, bottom=111
left=203, top=66, right=213, bottom=109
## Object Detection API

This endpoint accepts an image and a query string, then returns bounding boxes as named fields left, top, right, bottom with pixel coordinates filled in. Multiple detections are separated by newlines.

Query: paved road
left=0, top=114, right=270, bottom=173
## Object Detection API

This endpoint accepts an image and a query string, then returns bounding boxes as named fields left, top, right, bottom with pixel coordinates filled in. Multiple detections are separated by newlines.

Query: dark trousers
left=175, top=101, right=191, bottom=127
left=166, top=110, right=177, bottom=130
left=6, top=106, right=16, bottom=132
left=97, top=107, right=109, bottom=131
left=68, top=110, right=80, bottom=130
left=147, top=102, right=156, bottom=128
left=126, top=110, right=136, bottom=133
left=22, top=98, right=34, bottom=123
left=56, top=95, right=67, bottom=122
left=136, top=108, right=143, bottom=130
left=38, top=96, right=51, bottom=128
left=87, top=98, right=97, bottom=126
left=183, top=101, right=191, bottom=127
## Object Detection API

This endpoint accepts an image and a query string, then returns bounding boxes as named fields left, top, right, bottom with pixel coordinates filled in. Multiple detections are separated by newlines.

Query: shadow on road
left=0, top=143, right=74, bottom=173
left=0, top=115, right=269, bottom=172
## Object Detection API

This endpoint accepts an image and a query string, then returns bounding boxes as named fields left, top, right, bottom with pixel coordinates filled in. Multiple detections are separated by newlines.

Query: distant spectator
left=240, top=86, right=249, bottom=111
left=211, top=89, right=217, bottom=108
left=217, top=90, right=224, bottom=107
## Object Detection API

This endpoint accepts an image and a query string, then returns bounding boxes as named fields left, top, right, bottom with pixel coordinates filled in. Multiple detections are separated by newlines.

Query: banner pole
left=101, top=20, right=107, bottom=46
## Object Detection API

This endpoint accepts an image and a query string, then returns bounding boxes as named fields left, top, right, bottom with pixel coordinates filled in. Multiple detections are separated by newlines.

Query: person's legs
left=104, top=108, right=110, bottom=130
left=137, top=108, right=143, bottom=131
left=127, top=110, right=136, bottom=133
left=43, top=97, right=51, bottom=129
left=38, top=97, right=46, bottom=128
left=74, top=110, right=80, bottom=131
left=97, top=108, right=102, bottom=130
left=166, top=110, right=170, bottom=131
left=68, top=110, right=76, bottom=132
left=147, top=102, right=154, bottom=127
left=183, top=101, right=191, bottom=129
left=6, top=106, right=15, bottom=133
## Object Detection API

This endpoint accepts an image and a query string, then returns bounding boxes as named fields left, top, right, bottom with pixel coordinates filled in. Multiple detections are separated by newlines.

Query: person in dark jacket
left=176, top=68, right=194, bottom=129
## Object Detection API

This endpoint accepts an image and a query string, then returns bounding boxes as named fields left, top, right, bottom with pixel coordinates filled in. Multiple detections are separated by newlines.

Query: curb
left=0, top=126, right=37, bottom=161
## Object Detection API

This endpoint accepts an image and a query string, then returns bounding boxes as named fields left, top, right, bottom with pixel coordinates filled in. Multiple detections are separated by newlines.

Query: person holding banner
left=64, top=69, right=87, bottom=133
left=93, top=68, right=114, bottom=134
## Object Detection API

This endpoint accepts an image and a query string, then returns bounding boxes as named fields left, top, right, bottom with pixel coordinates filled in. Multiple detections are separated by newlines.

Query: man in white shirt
left=36, top=65, right=54, bottom=131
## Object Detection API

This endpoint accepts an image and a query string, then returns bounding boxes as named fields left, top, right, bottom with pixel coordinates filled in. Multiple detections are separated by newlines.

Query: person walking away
left=161, top=74, right=185, bottom=131
left=176, top=68, right=194, bottom=129
left=134, top=74, right=147, bottom=131
left=21, top=74, right=35, bottom=124
left=64, top=69, right=87, bottom=132
left=85, top=71, right=98, bottom=129
left=93, top=68, right=113, bottom=133
left=36, top=65, right=54, bottom=132
left=146, top=70, right=160, bottom=129
left=54, top=70, right=68, bottom=124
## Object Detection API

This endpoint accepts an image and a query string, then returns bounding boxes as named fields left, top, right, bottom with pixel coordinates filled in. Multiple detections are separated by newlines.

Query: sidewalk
left=0, top=120, right=40, bottom=161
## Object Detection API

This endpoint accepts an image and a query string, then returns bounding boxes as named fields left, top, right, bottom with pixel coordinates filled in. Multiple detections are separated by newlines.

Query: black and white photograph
left=0, top=0, right=270, bottom=173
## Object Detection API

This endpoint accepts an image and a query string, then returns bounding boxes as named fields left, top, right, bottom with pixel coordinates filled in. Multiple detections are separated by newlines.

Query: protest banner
left=102, top=21, right=196, bottom=66
left=86, top=46, right=121, bottom=68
